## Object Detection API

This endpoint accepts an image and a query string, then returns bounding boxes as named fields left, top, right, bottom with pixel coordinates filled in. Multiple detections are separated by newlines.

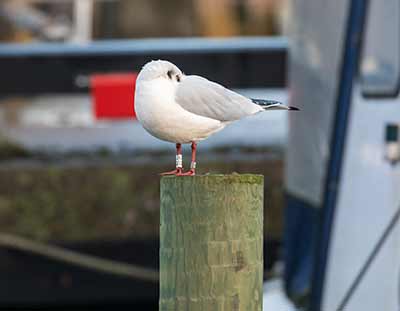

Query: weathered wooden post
left=160, top=174, right=264, bottom=310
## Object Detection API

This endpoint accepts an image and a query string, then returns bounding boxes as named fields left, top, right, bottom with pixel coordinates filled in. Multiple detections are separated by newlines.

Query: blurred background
left=0, top=0, right=399, bottom=310
left=0, top=0, right=285, bottom=42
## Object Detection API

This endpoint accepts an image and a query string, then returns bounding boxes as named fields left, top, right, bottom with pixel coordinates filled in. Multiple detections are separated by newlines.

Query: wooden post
left=160, top=174, right=264, bottom=311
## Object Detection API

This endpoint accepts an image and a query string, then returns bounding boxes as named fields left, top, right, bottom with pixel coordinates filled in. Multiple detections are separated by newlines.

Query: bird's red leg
left=160, top=143, right=183, bottom=175
left=179, top=142, right=197, bottom=176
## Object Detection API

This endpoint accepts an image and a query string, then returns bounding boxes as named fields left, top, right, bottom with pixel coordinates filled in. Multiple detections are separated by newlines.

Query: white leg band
left=176, top=154, right=183, bottom=168
left=190, top=161, right=196, bottom=169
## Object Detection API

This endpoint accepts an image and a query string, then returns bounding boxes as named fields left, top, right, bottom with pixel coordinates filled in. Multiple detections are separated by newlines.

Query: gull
left=134, top=60, right=298, bottom=176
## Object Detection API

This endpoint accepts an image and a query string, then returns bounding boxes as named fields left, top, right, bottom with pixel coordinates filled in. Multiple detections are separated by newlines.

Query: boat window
left=361, top=0, right=399, bottom=98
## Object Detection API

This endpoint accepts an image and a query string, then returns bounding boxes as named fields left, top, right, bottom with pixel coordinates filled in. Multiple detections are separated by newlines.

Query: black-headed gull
left=134, top=60, right=298, bottom=176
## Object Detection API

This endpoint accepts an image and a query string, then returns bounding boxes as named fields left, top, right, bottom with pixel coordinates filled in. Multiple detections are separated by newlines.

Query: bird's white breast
left=135, top=78, right=225, bottom=144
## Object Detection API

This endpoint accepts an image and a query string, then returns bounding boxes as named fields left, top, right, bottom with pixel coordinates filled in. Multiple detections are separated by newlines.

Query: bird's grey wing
left=175, top=75, right=262, bottom=121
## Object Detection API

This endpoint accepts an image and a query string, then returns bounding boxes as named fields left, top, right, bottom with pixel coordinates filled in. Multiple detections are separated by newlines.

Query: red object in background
left=91, top=73, right=138, bottom=119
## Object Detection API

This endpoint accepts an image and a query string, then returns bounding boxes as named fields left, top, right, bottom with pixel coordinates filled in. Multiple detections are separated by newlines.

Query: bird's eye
left=176, top=75, right=181, bottom=82
left=167, top=70, right=173, bottom=79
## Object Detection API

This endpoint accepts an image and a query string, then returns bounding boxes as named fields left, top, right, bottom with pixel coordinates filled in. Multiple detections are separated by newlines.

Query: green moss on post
left=160, top=174, right=264, bottom=311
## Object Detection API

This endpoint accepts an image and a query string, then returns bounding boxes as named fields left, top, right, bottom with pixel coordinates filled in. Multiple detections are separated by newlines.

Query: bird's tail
left=252, top=99, right=299, bottom=111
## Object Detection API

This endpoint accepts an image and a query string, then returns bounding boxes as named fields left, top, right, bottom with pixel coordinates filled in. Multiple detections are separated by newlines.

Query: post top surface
left=161, top=173, right=264, bottom=185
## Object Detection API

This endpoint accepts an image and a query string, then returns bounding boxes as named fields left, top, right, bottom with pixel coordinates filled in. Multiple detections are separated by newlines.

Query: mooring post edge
left=159, top=174, right=264, bottom=311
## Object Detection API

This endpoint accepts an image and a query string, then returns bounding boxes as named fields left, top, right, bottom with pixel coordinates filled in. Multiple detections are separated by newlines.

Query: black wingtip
left=289, top=106, right=300, bottom=111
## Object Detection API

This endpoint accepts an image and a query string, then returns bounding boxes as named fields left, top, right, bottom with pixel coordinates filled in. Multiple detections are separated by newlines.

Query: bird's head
left=137, top=60, right=184, bottom=84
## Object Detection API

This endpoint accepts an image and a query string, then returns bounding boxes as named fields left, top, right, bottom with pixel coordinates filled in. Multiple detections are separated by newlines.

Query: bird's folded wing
left=175, top=75, right=262, bottom=122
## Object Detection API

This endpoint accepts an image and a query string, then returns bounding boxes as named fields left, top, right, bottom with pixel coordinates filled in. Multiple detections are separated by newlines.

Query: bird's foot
left=160, top=168, right=183, bottom=176
left=177, top=169, right=196, bottom=176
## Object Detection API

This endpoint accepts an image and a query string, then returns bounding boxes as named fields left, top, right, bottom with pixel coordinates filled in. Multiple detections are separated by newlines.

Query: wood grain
left=160, top=174, right=264, bottom=310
